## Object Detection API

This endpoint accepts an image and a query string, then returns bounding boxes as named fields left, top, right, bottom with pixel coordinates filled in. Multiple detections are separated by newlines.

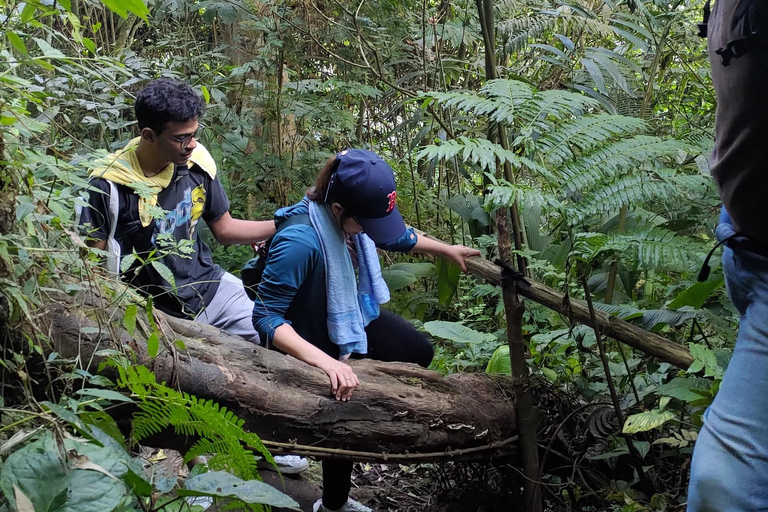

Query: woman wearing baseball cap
left=252, top=149, right=480, bottom=512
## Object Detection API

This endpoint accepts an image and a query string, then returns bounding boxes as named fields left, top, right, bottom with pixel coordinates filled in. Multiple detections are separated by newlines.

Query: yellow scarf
left=88, top=137, right=217, bottom=227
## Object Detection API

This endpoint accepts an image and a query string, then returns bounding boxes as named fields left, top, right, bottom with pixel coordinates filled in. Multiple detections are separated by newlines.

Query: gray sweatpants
left=196, top=272, right=260, bottom=345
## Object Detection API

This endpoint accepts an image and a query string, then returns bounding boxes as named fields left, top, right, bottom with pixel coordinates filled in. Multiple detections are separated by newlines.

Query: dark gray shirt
left=708, top=0, right=768, bottom=243
left=79, top=164, right=230, bottom=317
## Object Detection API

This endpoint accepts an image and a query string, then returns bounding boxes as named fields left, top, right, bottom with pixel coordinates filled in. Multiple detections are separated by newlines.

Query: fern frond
left=538, top=114, right=647, bottom=167
left=601, top=227, right=704, bottom=271
left=485, top=182, right=561, bottom=212
left=423, top=91, right=501, bottom=117
left=118, top=365, right=271, bottom=480
left=417, top=137, right=538, bottom=173
left=665, top=173, right=715, bottom=199
left=558, top=136, right=687, bottom=192
left=511, top=89, right=601, bottom=129
left=570, top=175, right=679, bottom=222
left=555, top=8, right=616, bottom=39
left=477, top=80, right=599, bottom=128
left=498, top=14, right=559, bottom=55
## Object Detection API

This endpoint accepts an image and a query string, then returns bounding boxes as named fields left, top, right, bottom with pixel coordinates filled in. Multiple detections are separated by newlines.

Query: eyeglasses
left=171, top=122, right=205, bottom=150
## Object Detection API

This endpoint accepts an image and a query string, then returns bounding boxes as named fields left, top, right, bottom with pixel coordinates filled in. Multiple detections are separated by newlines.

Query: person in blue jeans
left=252, top=149, right=480, bottom=512
left=687, top=1, right=768, bottom=510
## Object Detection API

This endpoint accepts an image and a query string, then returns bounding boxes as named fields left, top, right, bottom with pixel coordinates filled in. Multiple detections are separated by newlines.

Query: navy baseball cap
left=327, top=149, right=406, bottom=245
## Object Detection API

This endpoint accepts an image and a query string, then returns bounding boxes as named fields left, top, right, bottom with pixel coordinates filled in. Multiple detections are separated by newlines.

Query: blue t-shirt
left=251, top=200, right=417, bottom=356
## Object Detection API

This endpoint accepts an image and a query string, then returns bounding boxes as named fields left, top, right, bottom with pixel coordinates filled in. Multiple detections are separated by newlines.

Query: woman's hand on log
left=443, top=245, right=482, bottom=272
left=410, top=236, right=481, bottom=273
left=321, top=360, right=359, bottom=401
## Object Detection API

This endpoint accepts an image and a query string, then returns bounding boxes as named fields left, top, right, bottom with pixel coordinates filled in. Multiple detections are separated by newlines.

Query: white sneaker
left=312, top=498, right=374, bottom=512
left=258, top=454, right=309, bottom=474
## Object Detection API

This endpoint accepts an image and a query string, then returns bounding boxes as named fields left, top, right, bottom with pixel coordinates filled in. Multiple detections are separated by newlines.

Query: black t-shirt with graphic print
left=79, top=164, right=230, bottom=318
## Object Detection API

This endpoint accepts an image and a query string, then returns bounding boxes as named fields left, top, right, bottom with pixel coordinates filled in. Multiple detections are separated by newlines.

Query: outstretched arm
left=207, top=211, right=276, bottom=245
left=409, top=235, right=481, bottom=273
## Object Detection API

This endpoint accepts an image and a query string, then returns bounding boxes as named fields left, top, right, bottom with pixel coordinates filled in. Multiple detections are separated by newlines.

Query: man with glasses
left=77, top=78, right=309, bottom=475
left=79, top=77, right=276, bottom=340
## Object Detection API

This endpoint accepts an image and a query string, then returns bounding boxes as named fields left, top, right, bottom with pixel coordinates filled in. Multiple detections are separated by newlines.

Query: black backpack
left=241, top=213, right=310, bottom=301
left=700, top=0, right=768, bottom=67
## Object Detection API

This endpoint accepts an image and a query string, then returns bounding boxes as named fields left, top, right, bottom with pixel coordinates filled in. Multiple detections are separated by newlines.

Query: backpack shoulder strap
left=105, top=180, right=121, bottom=274
left=277, top=213, right=310, bottom=232
left=242, top=213, right=310, bottom=301
left=699, top=0, right=711, bottom=38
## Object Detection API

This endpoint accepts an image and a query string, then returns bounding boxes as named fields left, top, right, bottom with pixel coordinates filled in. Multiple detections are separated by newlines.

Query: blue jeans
left=688, top=210, right=768, bottom=511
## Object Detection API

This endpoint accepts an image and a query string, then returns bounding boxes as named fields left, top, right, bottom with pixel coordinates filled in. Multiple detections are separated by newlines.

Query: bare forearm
left=410, top=235, right=451, bottom=258
left=209, top=213, right=276, bottom=245
left=409, top=234, right=481, bottom=272
left=272, top=323, right=359, bottom=401
left=272, top=324, right=337, bottom=369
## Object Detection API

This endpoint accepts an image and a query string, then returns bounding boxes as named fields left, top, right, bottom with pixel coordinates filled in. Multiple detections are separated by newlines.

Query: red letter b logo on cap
left=386, top=191, right=397, bottom=213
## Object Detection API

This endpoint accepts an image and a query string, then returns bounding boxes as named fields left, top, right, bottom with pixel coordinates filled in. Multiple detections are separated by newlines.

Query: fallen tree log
left=46, top=298, right=521, bottom=463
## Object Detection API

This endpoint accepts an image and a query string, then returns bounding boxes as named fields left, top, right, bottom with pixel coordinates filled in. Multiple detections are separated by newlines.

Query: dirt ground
left=268, top=459, right=525, bottom=512
left=146, top=448, right=526, bottom=512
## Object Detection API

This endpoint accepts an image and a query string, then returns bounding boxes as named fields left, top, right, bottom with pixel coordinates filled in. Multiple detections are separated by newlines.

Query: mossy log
left=45, top=296, right=519, bottom=463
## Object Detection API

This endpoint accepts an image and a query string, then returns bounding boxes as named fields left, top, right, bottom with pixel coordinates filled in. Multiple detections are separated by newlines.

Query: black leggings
left=322, top=310, right=433, bottom=510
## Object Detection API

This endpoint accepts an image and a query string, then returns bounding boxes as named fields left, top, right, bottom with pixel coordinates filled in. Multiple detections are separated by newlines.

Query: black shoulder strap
left=712, top=0, right=765, bottom=66
left=698, top=0, right=711, bottom=38
left=277, top=213, right=310, bottom=232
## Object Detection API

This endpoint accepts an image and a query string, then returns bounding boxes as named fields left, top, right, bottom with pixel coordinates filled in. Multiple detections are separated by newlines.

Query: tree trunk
left=45, top=295, right=520, bottom=462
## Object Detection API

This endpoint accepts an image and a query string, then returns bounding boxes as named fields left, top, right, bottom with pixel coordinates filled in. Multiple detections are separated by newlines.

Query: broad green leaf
left=542, top=367, right=558, bottom=382
left=15, top=200, right=34, bottom=222
left=485, top=345, right=511, bottom=374
left=687, top=343, right=722, bottom=378
left=180, top=471, right=299, bottom=508
left=147, top=332, right=160, bottom=358
left=123, top=304, right=137, bottom=336
left=124, top=469, right=152, bottom=497
left=622, top=409, right=676, bottom=434
left=20, top=2, right=37, bottom=22
left=386, top=262, right=435, bottom=278
left=435, top=258, right=460, bottom=307
left=76, top=388, right=134, bottom=403
left=5, top=286, right=33, bottom=324
left=659, top=377, right=710, bottom=402
left=99, top=0, right=150, bottom=21
left=668, top=276, right=724, bottom=310
left=381, top=269, right=418, bottom=291
left=80, top=411, right=127, bottom=450
left=0, top=432, right=129, bottom=512
left=33, top=38, right=66, bottom=58
left=423, top=321, right=495, bottom=344
left=40, top=401, right=87, bottom=432
left=145, top=296, right=157, bottom=330
left=120, top=253, right=137, bottom=273
left=82, top=37, right=96, bottom=54
left=151, top=260, right=176, bottom=289
left=6, top=33, right=27, bottom=56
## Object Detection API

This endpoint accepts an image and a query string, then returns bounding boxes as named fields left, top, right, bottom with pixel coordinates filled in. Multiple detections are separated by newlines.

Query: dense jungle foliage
left=0, top=0, right=729, bottom=510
